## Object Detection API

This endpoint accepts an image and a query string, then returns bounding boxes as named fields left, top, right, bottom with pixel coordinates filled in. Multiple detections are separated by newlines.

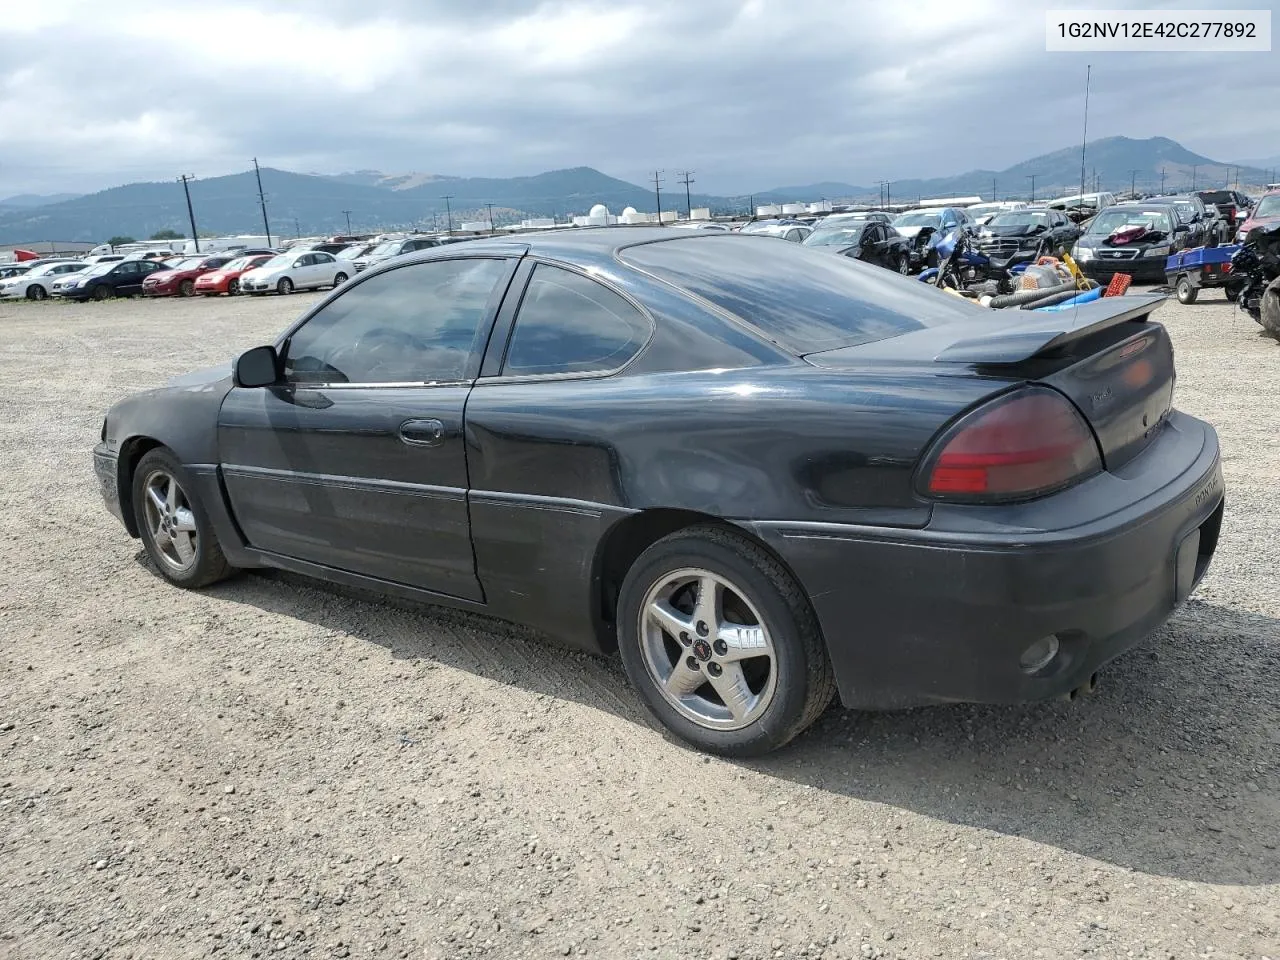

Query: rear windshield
left=1198, top=191, right=1233, bottom=205
left=619, top=235, right=978, bottom=353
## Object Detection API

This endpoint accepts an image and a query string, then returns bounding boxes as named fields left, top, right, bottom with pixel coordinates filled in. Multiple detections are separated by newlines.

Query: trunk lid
left=806, top=293, right=1175, bottom=468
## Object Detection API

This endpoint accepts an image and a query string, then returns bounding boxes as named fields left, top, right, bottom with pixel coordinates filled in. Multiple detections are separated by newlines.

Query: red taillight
left=919, top=387, right=1101, bottom=502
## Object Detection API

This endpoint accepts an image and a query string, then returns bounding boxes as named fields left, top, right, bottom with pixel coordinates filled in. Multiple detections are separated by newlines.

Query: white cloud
left=0, top=0, right=1275, bottom=195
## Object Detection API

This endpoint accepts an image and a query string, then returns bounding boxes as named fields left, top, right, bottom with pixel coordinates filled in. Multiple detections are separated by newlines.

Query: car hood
left=980, top=224, right=1046, bottom=239
left=242, top=266, right=284, bottom=280
left=893, top=225, right=927, bottom=239
left=166, top=362, right=234, bottom=389
left=146, top=269, right=183, bottom=282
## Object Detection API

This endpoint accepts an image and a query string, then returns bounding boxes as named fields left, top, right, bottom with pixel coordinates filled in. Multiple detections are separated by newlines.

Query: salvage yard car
left=973, top=209, right=1081, bottom=262
left=193, top=254, right=275, bottom=297
left=54, top=258, right=168, bottom=299
left=802, top=218, right=913, bottom=272
left=239, top=250, right=350, bottom=295
left=93, top=229, right=1224, bottom=756
left=0, top=260, right=87, bottom=300
left=1072, top=203, right=1190, bottom=285
left=142, top=255, right=236, bottom=298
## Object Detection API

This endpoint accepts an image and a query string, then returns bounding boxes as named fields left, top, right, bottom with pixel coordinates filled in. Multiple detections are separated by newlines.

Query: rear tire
left=131, top=448, right=234, bottom=589
left=1176, top=276, right=1198, bottom=305
left=616, top=525, right=836, bottom=757
left=333, top=272, right=348, bottom=288
left=277, top=277, right=293, bottom=295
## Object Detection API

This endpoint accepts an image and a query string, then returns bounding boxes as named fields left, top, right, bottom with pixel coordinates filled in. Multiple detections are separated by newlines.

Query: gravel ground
left=0, top=288, right=1277, bottom=960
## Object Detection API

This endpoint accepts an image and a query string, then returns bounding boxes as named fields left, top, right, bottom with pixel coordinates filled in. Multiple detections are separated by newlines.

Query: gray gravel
left=0, top=288, right=1277, bottom=960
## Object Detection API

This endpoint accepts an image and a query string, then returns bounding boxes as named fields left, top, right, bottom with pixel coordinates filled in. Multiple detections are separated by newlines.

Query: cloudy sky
left=1, top=0, right=1276, bottom=197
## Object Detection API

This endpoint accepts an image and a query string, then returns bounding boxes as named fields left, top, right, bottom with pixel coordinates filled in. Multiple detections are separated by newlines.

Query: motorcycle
left=920, top=229, right=1051, bottom=296
left=1225, top=223, right=1280, bottom=338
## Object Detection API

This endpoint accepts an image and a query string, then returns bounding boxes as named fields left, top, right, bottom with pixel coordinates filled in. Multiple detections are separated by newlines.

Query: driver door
left=217, top=255, right=519, bottom=600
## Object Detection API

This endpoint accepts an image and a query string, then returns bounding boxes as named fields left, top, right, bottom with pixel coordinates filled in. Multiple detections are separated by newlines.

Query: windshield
left=165, top=258, right=204, bottom=271
left=1253, top=195, right=1280, bottom=218
left=892, top=211, right=941, bottom=228
left=337, top=245, right=368, bottom=260
left=222, top=257, right=250, bottom=271
left=1199, top=191, right=1233, bottom=205
left=366, top=241, right=401, bottom=258
left=802, top=225, right=864, bottom=247
left=988, top=212, right=1050, bottom=228
left=965, top=205, right=1004, bottom=217
left=259, top=254, right=295, bottom=270
left=1086, top=209, right=1174, bottom=235
left=82, top=262, right=116, bottom=278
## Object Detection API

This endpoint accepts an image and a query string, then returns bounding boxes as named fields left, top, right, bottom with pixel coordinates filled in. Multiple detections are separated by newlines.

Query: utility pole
left=252, top=158, right=271, bottom=247
left=1128, top=168, right=1139, bottom=198
left=678, top=170, right=695, bottom=218
left=486, top=202, right=495, bottom=233
left=1078, top=63, right=1091, bottom=206
left=441, top=195, right=454, bottom=234
left=178, top=174, right=200, bottom=253
left=651, top=170, right=664, bottom=224
left=1160, top=167, right=1167, bottom=193
left=992, top=177, right=997, bottom=202
left=747, top=194, right=754, bottom=217
left=1191, top=164, right=1199, bottom=191
left=1026, top=174, right=1038, bottom=203
left=341, top=210, right=353, bottom=234
left=293, top=217, right=301, bottom=238
left=431, top=211, right=438, bottom=232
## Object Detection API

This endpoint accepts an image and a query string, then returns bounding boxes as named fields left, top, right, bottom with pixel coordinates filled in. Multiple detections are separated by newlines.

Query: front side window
left=282, top=258, right=509, bottom=385
left=502, top=264, right=650, bottom=377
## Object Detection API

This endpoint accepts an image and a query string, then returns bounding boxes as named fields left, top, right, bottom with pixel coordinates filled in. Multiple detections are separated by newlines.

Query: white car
left=239, top=251, right=351, bottom=295
left=0, top=261, right=88, bottom=300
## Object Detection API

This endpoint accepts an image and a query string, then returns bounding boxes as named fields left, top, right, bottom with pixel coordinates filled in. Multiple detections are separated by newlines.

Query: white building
left=689, top=207, right=711, bottom=220
left=573, top=203, right=617, bottom=227
left=756, top=203, right=781, bottom=217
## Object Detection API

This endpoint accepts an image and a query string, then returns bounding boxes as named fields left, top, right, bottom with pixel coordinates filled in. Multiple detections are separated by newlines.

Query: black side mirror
left=234, top=345, right=280, bottom=388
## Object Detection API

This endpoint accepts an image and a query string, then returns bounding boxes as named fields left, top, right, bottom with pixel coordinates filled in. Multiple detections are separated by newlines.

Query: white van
left=1048, top=192, right=1116, bottom=212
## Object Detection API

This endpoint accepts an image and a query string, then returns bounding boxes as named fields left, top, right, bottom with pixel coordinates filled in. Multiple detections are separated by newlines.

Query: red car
left=194, top=254, right=275, bottom=296
left=142, top=255, right=234, bottom=297
left=1236, top=189, right=1280, bottom=243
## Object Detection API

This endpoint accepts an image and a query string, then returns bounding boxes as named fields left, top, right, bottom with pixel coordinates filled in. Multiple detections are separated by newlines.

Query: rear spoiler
left=934, top=293, right=1168, bottom=365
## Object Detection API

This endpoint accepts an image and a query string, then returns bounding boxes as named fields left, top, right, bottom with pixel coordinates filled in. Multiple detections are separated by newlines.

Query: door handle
left=399, top=418, right=445, bottom=447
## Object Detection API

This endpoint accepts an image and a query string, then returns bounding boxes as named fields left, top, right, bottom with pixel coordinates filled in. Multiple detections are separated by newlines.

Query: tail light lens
left=918, top=386, right=1102, bottom=502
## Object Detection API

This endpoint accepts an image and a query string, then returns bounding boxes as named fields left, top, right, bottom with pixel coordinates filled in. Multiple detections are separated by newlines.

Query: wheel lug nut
left=685, top=656, right=700, bottom=670
left=679, top=632, right=690, bottom=645
left=713, top=639, right=728, bottom=656
left=707, top=663, right=723, bottom=677
left=696, top=621, right=709, bottom=637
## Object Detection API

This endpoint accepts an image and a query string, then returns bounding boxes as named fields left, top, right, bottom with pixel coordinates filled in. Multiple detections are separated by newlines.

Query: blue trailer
left=1165, top=244, right=1240, bottom=304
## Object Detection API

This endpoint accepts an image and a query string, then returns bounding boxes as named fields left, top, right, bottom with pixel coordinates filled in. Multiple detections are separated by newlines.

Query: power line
left=651, top=171, right=664, bottom=224
left=252, top=158, right=271, bottom=247
left=677, top=170, right=695, bottom=219
left=441, top=195, right=454, bottom=234
left=178, top=174, right=199, bottom=253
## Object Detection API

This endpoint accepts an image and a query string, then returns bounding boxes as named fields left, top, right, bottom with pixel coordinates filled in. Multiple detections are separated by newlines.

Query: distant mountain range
left=0, top=192, right=82, bottom=213
left=0, top=137, right=1271, bottom=244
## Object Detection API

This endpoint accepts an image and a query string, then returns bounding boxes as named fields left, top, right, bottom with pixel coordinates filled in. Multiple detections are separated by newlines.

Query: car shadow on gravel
left=173, top=556, right=1277, bottom=887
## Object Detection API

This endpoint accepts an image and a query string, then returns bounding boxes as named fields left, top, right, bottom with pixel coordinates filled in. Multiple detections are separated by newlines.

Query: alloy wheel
left=141, top=469, right=199, bottom=574
left=638, top=567, right=778, bottom=731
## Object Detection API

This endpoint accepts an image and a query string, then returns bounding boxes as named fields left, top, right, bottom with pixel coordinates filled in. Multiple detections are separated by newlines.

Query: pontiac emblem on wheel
left=692, top=638, right=713, bottom=661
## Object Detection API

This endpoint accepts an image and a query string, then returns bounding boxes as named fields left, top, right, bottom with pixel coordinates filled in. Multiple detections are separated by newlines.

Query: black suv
left=1151, top=194, right=1225, bottom=246
left=974, top=208, right=1081, bottom=263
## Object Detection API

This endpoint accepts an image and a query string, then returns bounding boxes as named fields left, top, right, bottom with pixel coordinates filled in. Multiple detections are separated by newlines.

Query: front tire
left=277, top=277, right=293, bottom=295
left=179, top=279, right=195, bottom=297
left=91, top=285, right=111, bottom=301
left=27, top=284, right=47, bottom=301
left=896, top=253, right=911, bottom=275
left=1176, top=276, right=1198, bottom=304
left=132, top=448, right=233, bottom=589
left=228, top=278, right=240, bottom=296
left=617, top=525, right=835, bottom=757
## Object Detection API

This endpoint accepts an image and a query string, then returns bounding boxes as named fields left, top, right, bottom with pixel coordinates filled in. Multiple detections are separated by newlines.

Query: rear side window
left=502, top=264, right=650, bottom=377
left=620, top=235, right=978, bottom=353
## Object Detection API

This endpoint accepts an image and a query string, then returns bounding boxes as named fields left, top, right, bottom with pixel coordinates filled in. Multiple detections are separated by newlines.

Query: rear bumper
left=750, top=411, right=1223, bottom=710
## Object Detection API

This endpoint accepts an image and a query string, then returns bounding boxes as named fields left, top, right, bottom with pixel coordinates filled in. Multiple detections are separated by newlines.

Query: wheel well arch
left=591, top=508, right=812, bottom=653
left=116, top=436, right=164, bottom=537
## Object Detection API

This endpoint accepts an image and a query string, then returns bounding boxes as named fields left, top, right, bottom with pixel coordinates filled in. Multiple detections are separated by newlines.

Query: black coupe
left=802, top=218, right=914, bottom=273
left=94, top=229, right=1224, bottom=755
